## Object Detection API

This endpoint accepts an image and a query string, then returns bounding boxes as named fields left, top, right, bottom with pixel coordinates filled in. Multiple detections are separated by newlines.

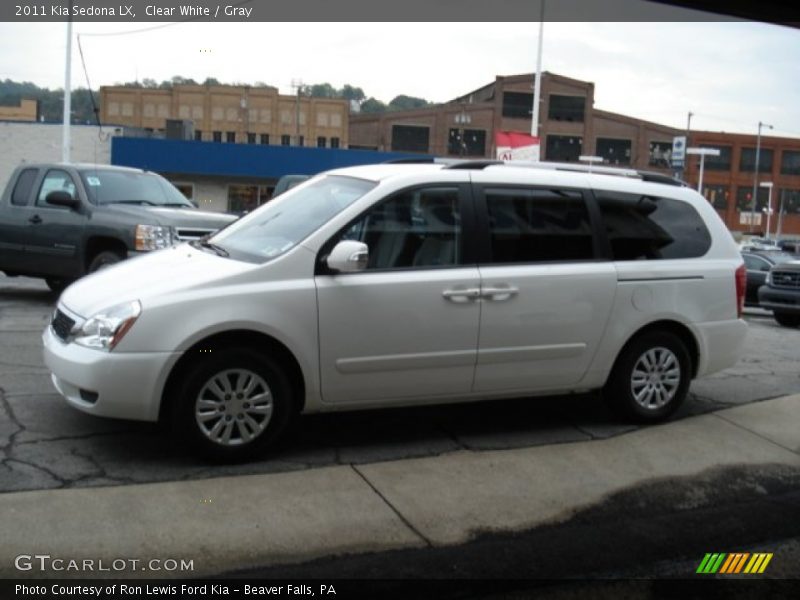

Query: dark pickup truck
left=0, top=163, right=237, bottom=291
left=758, top=260, right=800, bottom=328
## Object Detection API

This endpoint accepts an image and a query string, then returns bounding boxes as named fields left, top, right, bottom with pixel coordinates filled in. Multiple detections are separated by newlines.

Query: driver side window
left=36, top=169, right=77, bottom=208
left=342, top=186, right=461, bottom=270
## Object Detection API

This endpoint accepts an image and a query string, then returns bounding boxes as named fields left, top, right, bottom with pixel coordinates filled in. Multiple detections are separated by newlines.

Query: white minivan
left=43, top=161, right=748, bottom=460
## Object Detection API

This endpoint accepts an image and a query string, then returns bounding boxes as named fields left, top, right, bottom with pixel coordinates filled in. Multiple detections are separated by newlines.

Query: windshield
left=79, top=169, right=194, bottom=207
left=209, top=174, right=376, bottom=263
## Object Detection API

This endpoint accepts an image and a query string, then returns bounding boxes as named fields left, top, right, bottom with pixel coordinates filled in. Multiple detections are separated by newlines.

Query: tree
left=388, top=95, right=430, bottom=111
left=340, top=84, right=365, bottom=104
left=203, top=77, right=221, bottom=86
left=360, top=97, right=387, bottom=113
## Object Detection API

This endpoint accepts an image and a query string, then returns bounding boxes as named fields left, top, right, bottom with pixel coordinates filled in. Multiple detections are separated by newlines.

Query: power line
left=76, top=33, right=107, bottom=140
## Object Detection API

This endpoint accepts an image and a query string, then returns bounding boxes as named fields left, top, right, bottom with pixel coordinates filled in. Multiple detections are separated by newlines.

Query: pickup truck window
left=36, top=169, right=77, bottom=208
left=78, top=169, right=193, bottom=207
left=11, top=168, right=38, bottom=206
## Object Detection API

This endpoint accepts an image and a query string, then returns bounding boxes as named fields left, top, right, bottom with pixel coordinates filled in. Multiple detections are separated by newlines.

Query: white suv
left=43, top=161, right=748, bottom=460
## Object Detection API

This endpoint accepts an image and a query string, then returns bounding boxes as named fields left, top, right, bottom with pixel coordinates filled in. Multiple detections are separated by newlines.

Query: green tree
left=388, top=95, right=430, bottom=111
left=360, top=97, right=387, bottom=113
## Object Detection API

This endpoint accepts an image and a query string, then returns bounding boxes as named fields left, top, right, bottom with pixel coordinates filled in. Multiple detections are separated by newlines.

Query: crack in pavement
left=0, top=390, right=26, bottom=455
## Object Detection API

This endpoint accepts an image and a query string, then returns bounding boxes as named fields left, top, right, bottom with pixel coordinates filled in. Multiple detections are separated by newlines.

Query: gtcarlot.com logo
left=696, top=552, right=773, bottom=575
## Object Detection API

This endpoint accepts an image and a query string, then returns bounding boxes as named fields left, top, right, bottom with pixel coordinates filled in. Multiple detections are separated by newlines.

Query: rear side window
left=595, top=192, right=711, bottom=260
left=11, top=169, right=38, bottom=206
left=484, top=188, right=594, bottom=263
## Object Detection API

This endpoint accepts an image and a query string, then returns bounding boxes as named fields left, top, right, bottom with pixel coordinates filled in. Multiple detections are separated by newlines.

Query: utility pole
left=530, top=0, right=545, bottom=161
left=62, top=5, right=73, bottom=163
left=291, top=78, right=304, bottom=147
left=749, top=121, right=773, bottom=233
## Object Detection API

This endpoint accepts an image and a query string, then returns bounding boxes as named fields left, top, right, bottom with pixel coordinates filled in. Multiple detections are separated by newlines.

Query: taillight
left=735, top=264, right=746, bottom=318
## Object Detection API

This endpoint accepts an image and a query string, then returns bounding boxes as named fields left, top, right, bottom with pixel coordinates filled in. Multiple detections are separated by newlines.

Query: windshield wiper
left=190, top=239, right=229, bottom=257
left=163, top=203, right=193, bottom=208
left=111, top=200, right=158, bottom=206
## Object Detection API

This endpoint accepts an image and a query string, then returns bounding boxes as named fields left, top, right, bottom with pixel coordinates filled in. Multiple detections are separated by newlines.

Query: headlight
left=135, top=224, right=172, bottom=251
left=74, top=300, right=141, bottom=351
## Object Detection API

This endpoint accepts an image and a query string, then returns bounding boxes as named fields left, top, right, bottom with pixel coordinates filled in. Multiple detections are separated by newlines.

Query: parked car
left=739, top=237, right=780, bottom=252
left=777, top=239, right=800, bottom=255
left=758, top=260, right=800, bottom=327
left=0, top=163, right=237, bottom=291
left=43, top=161, right=747, bottom=460
left=741, top=250, right=796, bottom=307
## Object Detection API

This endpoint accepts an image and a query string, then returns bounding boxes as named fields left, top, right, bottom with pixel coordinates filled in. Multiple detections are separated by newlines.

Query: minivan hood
left=101, top=204, right=238, bottom=228
left=59, top=244, right=250, bottom=318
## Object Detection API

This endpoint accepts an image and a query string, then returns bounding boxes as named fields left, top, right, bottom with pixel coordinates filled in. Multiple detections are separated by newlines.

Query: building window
left=212, top=107, right=224, bottom=121
left=502, top=91, right=533, bottom=119
left=247, top=132, right=256, bottom=144
left=213, top=131, right=222, bottom=143
left=780, top=150, right=800, bottom=176
left=736, top=186, right=769, bottom=212
left=548, top=95, right=585, bottom=122
left=107, top=102, right=120, bottom=116
left=317, top=136, right=327, bottom=148
left=228, top=184, right=260, bottom=214
left=226, top=131, right=236, bottom=143
left=298, top=135, right=304, bottom=147
left=702, top=184, right=729, bottom=210
left=225, top=108, right=238, bottom=122
left=317, top=113, right=329, bottom=127
left=648, top=142, right=672, bottom=168
left=545, top=135, right=582, bottom=162
left=260, top=134, right=269, bottom=145
left=391, top=125, right=429, bottom=153
left=597, top=138, right=632, bottom=166
left=331, top=113, right=342, bottom=128
left=698, top=145, right=732, bottom=171
left=779, top=189, right=800, bottom=214
left=171, top=182, right=194, bottom=200
left=448, top=128, right=486, bottom=157
left=739, top=148, right=773, bottom=173
left=331, top=137, right=340, bottom=149
left=281, top=134, right=291, bottom=146
left=194, top=130, right=203, bottom=141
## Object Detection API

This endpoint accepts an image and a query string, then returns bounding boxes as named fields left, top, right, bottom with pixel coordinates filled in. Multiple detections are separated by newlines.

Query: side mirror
left=46, top=190, right=80, bottom=210
left=327, top=240, right=368, bottom=273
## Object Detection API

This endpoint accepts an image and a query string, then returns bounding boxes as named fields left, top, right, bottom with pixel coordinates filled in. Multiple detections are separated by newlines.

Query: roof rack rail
left=442, top=160, right=504, bottom=170
left=383, top=157, right=437, bottom=164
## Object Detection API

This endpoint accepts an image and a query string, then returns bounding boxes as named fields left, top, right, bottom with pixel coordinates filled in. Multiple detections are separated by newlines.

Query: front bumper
left=42, top=325, right=180, bottom=422
left=758, top=285, right=800, bottom=314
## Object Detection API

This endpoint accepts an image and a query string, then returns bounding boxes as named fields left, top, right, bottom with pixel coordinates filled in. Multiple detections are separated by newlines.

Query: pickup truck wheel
left=173, top=348, right=295, bottom=461
left=604, top=331, right=691, bottom=423
left=774, top=312, right=800, bottom=328
left=88, top=250, right=123, bottom=273
left=45, top=278, right=71, bottom=293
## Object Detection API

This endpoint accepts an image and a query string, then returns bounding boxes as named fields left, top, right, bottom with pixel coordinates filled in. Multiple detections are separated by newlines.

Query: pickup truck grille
left=51, top=309, right=75, bottom=342
left=771, top=270, right=800, bottom=290
left=174, top=228, right=215, bottom=242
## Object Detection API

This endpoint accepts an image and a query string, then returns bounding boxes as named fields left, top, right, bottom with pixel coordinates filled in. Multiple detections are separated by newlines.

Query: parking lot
left=1, top=272, right=798, bottom=495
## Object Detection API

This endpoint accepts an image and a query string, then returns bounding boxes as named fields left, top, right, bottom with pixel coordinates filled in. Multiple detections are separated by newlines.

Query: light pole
left=760, top=181, right=774, bottom=239
left=530, top=0, right=545, bottom=161
left=686, top=147, right=720, bottom=195
left=776, top=188, right=786, bottom=240
left=749, top=121, right=773, bottom=233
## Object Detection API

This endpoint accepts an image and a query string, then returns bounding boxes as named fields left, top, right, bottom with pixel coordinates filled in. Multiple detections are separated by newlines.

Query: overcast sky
left=1, top=20, right=798, bottom=138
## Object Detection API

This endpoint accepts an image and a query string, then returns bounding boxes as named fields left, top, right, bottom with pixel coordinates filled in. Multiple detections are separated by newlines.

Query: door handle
left=29, top=215, right=42, bottom=225
left=482, top=286, right=519, bottom=301
left=442, top=287, right=481, bottom=302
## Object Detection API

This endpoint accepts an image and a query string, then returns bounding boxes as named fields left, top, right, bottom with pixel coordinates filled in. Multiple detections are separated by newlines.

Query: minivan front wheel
left=605, top=331, right=691, bottom=423
left=174, top=348, right=294, bottom=460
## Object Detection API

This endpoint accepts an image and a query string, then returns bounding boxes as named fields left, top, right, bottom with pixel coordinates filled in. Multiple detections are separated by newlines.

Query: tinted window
left=502, top=92, right=533, bottom=119
left=36, top=169, right=76, bottom=207
left=701, top=145, right=732, bottom=171
left=11, top=168, right=37, bottom=206
left=448, top=129, right=486, bottom=157
left=702, top=184, right=728, bottom=210
left=597, top=138, right=632, bottom=166
left=545, top=135, right=582, bottom=162
left=596, top=192, right=712, bottom=260
left=781, top=150, right=800, bottom=176
left=340, top=187, right=461, bottom=270
left=739, top=148, right=773, bottom=173
left=548, top=95, right=585, bottom=122
left=484, top=188, right=594, bottom=263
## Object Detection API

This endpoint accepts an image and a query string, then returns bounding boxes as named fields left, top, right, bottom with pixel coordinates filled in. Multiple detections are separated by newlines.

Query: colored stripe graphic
left=699, top=553, right=773, bottom=574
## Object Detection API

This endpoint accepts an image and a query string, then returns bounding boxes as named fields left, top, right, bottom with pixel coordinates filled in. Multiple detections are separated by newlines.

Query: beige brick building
left=100, top=84, right=349, bottom=148
left=0, top=99, right=38, bottom=122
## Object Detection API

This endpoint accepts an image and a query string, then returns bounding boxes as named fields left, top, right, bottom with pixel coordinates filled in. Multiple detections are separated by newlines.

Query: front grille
left=174, top=228, right=215, bottom=242
left=771, top=270, right=800, bottom=290
left=51, top=309, right=75, bottom=341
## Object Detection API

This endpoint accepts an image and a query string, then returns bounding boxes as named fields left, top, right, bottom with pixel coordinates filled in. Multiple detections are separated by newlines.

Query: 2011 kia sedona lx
left=43, top=161, right=748, bottom=460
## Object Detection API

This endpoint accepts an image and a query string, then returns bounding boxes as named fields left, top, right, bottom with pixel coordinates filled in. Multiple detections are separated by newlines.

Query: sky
left=1, top=20, right=799, bottom=138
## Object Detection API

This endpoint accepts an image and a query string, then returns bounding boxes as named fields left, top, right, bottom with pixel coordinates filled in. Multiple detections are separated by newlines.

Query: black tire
left=45, top=277, right=71, bottom=293
left=172, top=347, right=295, bottom=461
left=774, top=312, right=800, bottom=328
left=604, top=331, right=691, bottom=423
left=88, top=250, right=123, bottom=273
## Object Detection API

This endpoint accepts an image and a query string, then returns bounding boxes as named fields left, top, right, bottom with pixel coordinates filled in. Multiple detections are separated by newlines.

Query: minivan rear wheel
left=604, top=331, right=691, bottom=423
left=173, top=348, right=294, bottom=461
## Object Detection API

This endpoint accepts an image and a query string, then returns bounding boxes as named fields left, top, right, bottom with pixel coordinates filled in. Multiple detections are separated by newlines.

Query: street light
left=760, top=181, right=774, bottom=240
left=749, top=121, right=773, bottom=233
left=686, top=147, right=720, bottom=195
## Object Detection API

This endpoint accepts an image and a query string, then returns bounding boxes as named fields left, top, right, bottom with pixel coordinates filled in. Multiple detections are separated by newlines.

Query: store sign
left=671, top=136, right=686, bottom=167
left=496, top=131, right=540, bottom=162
